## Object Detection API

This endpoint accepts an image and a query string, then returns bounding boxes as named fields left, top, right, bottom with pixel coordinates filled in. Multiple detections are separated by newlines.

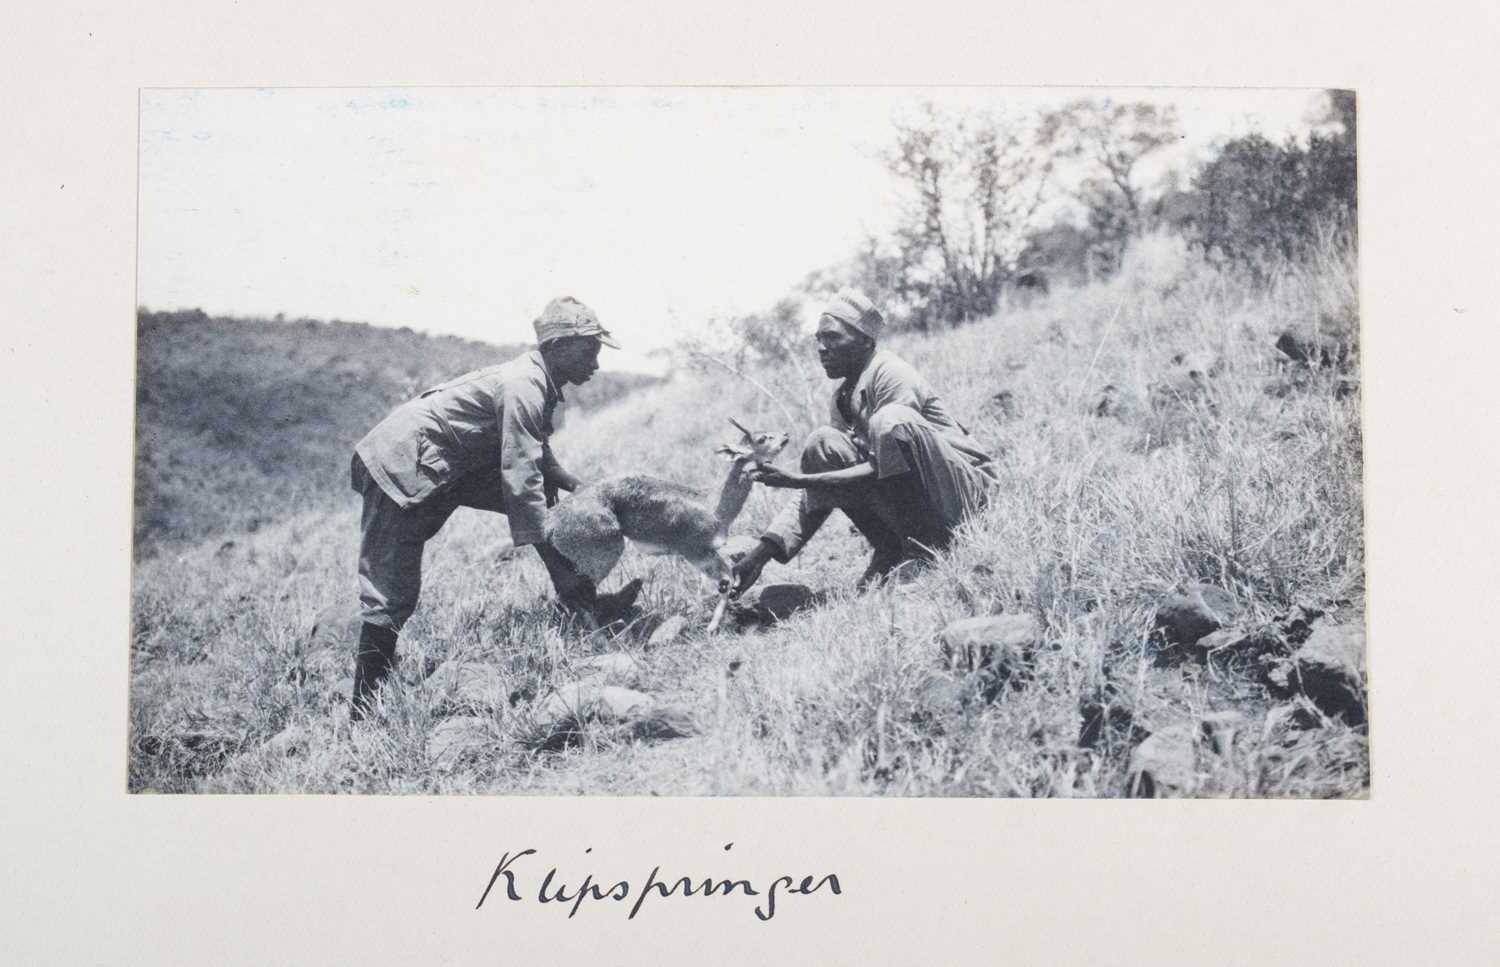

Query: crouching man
left=348, top=296, right=618, bottom=720
left=732, top=288, right=998, bottom=593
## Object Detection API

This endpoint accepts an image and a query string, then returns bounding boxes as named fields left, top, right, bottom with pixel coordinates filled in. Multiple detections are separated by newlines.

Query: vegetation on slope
left=129, top=236, right=1365, bottom=797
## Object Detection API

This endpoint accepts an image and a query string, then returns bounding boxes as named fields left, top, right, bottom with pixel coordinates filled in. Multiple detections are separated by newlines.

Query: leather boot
left=350, top=622, right=399, bottom=722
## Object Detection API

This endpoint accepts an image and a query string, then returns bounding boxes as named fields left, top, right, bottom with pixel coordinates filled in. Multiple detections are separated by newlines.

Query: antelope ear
left=714, top=444, right=740, bottom=459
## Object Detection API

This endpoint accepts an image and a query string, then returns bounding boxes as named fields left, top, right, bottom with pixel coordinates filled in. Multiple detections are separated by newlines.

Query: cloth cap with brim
left=533, top=296, right=621, bottom=349
left=821, top=288, right=884, bottom=341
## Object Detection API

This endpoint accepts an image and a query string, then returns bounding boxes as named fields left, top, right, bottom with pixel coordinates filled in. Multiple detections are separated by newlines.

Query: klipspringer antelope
left=545, top=418, right=789, bottom=633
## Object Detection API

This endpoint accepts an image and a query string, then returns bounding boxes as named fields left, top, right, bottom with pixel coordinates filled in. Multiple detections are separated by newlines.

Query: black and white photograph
left=129, top=85, right=1365, bottom=797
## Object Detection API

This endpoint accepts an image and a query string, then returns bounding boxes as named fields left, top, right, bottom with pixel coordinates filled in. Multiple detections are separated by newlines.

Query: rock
left=987, top=389, right=1019, bottom=422
left=1077, top=688, right=1143, bottom=751
left=1127, top=710, right=1244, bottom=796
left=1261, top=655, right=1296, bottom=696
left=535, top=683, right=655, bottom=730
left=572, top=652, right=643, bottom=688
left=308, top=603, right=362, bottom=651
left=939, top=614, right=1043, bottom=692
left=1276, top=325, right=1349, bottom=368
left=1195, top=629, right=1238, bottom=653
left=1149, top=352, right=1219, bottom=414
left=1093, top=384, right=1126, bottom=418
left=1292, top=620, right=1366, bottom=724
left=530, top=683, right=693, bottom=748
left=1128, top=724, right=1200, bottom=797
left=1198, top=710, right=1247, bottom=755
left=425, top=661, right=509, bottom=709
left=1171, top=350, right=1221, bottom=377
left=427, top=715, right=493, bottom=770
left=648, top=615, right=688, bottom=647
left=264, top=724, right=311, bottom=757
left=913, top=670, right=970, bottom=719
left=1149, top=366, right=1214, bottom=412
left=1152, top=583, right=1238, bottom=650
left=754, top=583, right=819, bottom=622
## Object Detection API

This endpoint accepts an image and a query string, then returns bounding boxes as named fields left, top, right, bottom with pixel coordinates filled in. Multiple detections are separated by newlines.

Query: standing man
left=348, top=296, right=618, bottom=720
left=732, top=288, right=998, bottom=593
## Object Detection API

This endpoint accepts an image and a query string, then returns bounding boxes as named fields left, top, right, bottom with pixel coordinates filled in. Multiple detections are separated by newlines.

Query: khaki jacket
left=827, top=349, right=996, bottom=479
left=354, top=351, right=563, bottom=545
left=762, top=348, right=997, bottom=560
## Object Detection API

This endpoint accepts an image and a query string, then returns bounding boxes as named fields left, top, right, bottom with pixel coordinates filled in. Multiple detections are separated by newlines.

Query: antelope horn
left=727, top=417, right=752, bottom=439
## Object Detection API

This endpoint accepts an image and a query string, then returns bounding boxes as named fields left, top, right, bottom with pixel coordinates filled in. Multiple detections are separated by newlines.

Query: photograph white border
left=5, top=0, right=1499, bottom=961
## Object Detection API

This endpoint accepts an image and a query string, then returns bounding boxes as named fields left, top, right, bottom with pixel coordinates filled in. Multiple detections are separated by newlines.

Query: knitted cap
left=821, top=288, right=883, bottom=340
left=533, top=296, right=620, bottom=348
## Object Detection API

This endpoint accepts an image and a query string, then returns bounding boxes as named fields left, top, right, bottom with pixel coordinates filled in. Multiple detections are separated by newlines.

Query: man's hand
left=748, top=465, right=809, bottom=489
left=730, top=539, right=777, bottom=595
left=543, top=472, right=584, bottom=508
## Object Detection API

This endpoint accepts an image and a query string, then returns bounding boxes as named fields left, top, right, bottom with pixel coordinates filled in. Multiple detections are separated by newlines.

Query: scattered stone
left=1093, top=384, right=1127, bottom=418
left=1261, top=655, right=1296, bottom=696
left=1171, top=350, right=1221, bottom=377
left=1149, top=366, right=1214, bottom=412
left=1198, top=710, right=1247, bottom=756
left=1292, top=620, right=1366, bottom=724
left=530, top=683, right=694, bottom=749
left=537, top=683, right=655, bottom=724
left=1195, top=629, right=1238, bottom=653
left=571, top=652, right=644, bottom=688
left=1152, top=583, right=1238, bottom=651
left=939, top=613, right=1043, bottom=695
left=1077, top=687, right=1145, bottom=751
left=987, top=389, right=1019, bottom=422
left=913, top=670, right=971, bottom=720
left=426, top=715, right=493, bottom=770
left=264, top=724, right=311, bottom=757
left=425, top=661, right=509, bottom=709
left=1128, top=724, right=1200, bottom=797
left=648, top=615, right=688, bottom=647
left=1127, top=710, right=1245, bottom=796
left=1276, top=324, right=1350, bottom=368
left=754, top=583, right=819, bottom=622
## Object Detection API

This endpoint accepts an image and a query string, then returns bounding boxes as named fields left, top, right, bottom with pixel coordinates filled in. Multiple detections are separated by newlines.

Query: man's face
left=546, top=336, right=603, bottom=385
left=815, top=316, right=872, bottom=379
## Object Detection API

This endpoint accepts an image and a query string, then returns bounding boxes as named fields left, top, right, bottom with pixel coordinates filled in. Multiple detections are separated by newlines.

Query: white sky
left=139, top=86, right=1329, bottom=371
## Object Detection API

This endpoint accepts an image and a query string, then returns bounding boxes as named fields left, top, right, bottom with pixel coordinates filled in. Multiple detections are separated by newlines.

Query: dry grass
left=129, top=233, right=1366, bottom=797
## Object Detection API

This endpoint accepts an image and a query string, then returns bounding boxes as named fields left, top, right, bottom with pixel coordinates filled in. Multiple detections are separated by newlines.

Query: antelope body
left=545, top=420, right=788, bottom=632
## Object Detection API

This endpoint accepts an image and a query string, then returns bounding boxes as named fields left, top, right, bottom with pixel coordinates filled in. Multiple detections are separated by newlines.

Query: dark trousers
left=352, top=455, right=586, bottom=632
left=800, top=426, right=955, bottom=559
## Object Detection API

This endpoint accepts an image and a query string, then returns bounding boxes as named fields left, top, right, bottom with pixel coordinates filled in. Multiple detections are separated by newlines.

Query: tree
left=883, top=104, right=1054, bottom=330
left=1041, top=98, right=1183, bottom=277
left=1188, top=91, right=1356, bottom=276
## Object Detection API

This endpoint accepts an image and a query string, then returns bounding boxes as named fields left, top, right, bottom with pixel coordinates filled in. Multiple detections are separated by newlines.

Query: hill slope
left=128, top=236, right=1366, bottom=797
left=133, top=309, right=658, bottom=556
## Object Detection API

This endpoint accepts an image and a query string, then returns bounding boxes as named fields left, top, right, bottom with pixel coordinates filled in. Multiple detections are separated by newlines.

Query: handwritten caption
left=476, top=843, right=841, bottom=921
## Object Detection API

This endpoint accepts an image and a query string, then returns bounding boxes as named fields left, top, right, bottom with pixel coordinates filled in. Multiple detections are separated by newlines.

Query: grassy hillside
left=129, top=236, right=1366, bottom=796
left=133, top=309, right=658, bottom=556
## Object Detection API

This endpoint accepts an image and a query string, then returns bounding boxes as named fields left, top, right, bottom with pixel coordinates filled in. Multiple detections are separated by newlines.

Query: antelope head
left=714, top=417, right=789, bottom=473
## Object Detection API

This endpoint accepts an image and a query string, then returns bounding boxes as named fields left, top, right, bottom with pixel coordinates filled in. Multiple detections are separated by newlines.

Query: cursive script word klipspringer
left=475, top=843, right=841, bottom=921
